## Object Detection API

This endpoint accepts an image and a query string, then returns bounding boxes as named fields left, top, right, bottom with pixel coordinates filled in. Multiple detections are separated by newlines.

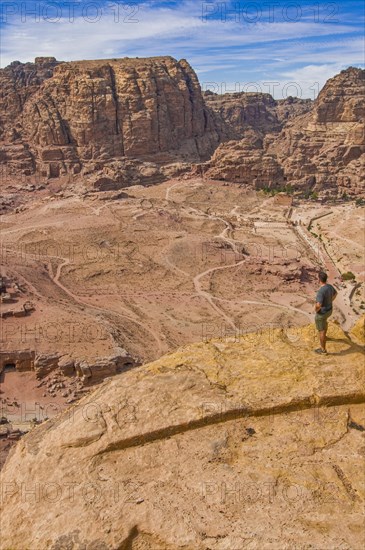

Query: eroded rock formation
left=0, top=321, right=364, bottom=549
left=0, top=56, right=219, bottom=186
left=204, top=68, right=365, bottom=197
left=1, top=58, right=363, bottom=195
left=201, top=131, right=284, bottom=187
left=204, top=91, right=312, bottom=140
left=268, top=67, right=365, bottom=196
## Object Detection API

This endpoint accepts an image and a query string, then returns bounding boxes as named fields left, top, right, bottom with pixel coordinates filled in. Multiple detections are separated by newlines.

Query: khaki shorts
left=315, top=310, right=332, bottom=331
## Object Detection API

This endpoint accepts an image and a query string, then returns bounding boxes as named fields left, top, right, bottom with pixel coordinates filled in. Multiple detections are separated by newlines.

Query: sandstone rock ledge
left=0, top=322, right=364, bottom=549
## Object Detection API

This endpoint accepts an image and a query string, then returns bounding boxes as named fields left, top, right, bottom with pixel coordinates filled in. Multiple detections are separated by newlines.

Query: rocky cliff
left=269, top=67, right=365, bottom=196
left=204, top=67, right=365, bottom=197
left=204, top=91, right=312, bottom=140
left=1, top=59, right=363, bottom=195
left=0, top=57, right=60, bottom=139
left=0, top=56, right=219, bottom=187
left=0, top=320, right=364, bottom=549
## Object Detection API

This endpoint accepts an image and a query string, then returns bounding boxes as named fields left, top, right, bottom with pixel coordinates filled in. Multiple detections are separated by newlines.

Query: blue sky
left=0, top=0, right=364, bottom=98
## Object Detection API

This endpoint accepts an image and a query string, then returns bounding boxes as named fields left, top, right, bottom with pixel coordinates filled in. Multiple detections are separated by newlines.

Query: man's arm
left=315, top=288, right=323, bottom=312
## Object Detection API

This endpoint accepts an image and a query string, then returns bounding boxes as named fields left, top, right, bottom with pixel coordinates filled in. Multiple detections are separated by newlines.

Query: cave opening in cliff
left=3, top=364, right=16, bottom=372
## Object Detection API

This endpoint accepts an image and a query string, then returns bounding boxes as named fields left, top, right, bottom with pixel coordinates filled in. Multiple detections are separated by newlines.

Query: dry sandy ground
left=1, top=179, right=321, bottom=364
left=0, top=179, right=363, bottom=440
left=0, top=370, right=71, bottom=422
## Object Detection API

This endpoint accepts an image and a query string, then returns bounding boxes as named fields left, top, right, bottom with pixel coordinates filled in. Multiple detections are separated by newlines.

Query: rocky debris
left=0, top=56, right=219, bottom=186
left=86, top=159, right=167, bottom=190
left=0, top=276, right=34, bottom=318
left=58, top=355, right=75, bottom=377
left=0, top=320, right=363, bottom=549
left=75, top=352, right=138, bottom=384
left=0, top=340, right=136, bottom=380
left=33, top=350, right=137, bottom=385
left=34, top=353, right=60, bottom=379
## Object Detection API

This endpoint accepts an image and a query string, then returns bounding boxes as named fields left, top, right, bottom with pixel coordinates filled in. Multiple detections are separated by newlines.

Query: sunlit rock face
left=204, top=68, right=365, bottom=197
left=0, top=321, right=364, bottom=549
left=0, top=56, right=219, bottom=184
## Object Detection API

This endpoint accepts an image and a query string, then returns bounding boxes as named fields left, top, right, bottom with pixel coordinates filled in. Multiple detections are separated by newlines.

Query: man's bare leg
left=319, top=329, right=327, bottom=351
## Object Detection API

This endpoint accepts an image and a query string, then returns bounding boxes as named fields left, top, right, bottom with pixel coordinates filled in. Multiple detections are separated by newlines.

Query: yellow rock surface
left=350, top=314, right=365, bottom=345
left=0, top=322, right=364, bottom=549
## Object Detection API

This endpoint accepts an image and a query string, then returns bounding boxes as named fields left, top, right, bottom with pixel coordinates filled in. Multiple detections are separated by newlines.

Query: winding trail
left=4, top=186, right=358, bottom=363
left=3, top=242, right=165, bottom=357
left=214, top=297, right=313, bottom=321
left=1, top=199, right=166, bottom=357
left=163, top=185, right=245, bottom=329
left=47, top=258, right=165, bottom=357
left=165, top=180, right=184, bottom=201
left=164, top=186, right=311, bottom=330
left=193, top=260, right=246, bottom=330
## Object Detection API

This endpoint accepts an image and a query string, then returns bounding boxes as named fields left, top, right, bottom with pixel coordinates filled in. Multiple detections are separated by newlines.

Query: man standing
left=314, top=271, right=337, bottom=354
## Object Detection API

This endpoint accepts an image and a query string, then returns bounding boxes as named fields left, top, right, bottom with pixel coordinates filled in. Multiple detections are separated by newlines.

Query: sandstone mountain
left=0, top=58, right=363, bottom=195
left=205, top=68, right=365, bottom=197
left=1, top=320, right=364, bottom=549
left=204, top=90, right=312, bottom=140
left=0, top=56, right=219, bottom=188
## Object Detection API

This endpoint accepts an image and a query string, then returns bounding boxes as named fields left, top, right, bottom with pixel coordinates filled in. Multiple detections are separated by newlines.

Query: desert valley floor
left=1, top=179, right=363, bottom=352
left=1, top=178, right=364, bottom=429
left=0, top=173, right=364, bottom=550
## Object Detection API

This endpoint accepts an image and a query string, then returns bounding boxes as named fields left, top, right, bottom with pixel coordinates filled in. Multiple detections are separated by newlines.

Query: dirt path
left=165, top=180, right=184, bottom=201
left=47, top=258, right=165, bottom=357
left=193, top=260, right=246, bottom=331
left=155, top=193, right=245, bottom=329
left=159, top=199, right=316, bottom=332
left=172, top=204, right=244, bottom=330
left=215, top=296, right=313, bottom=320
left=2, top=203, right=166, bottom=358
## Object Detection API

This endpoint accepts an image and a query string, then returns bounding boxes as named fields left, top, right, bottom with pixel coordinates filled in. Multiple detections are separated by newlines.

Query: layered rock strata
left=204, top=68, right=365, bottom=197
left=0, top=56, right=219, bottom=186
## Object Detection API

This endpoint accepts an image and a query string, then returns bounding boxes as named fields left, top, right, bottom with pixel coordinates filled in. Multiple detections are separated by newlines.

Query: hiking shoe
left=314, top=348, right=327, bottom=354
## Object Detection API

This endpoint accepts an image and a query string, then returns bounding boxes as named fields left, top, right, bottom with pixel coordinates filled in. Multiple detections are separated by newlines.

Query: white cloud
left=0, top=0, right=363, bottom=100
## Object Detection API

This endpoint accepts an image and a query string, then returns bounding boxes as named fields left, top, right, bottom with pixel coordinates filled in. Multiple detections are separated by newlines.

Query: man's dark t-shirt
left=316, top=284, right=337, bottom=314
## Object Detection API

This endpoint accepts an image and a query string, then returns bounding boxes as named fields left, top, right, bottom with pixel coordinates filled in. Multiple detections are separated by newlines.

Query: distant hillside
left=204, top=67, right=365, bottom=198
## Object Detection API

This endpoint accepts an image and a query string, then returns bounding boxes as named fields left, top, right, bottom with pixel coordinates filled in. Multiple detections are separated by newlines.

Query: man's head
left=318, top=271, right=328, bottom=284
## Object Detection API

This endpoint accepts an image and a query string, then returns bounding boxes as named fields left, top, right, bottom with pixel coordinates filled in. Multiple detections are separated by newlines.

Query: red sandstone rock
left=0, top=57, right=219, bottom=185
left=204, top=67, right=365, bottom=197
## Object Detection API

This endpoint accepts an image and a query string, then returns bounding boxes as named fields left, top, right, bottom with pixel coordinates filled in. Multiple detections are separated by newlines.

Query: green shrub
left=261, top=185, right=294, bottom=196
left=342, top=271, right=356, bottom=281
